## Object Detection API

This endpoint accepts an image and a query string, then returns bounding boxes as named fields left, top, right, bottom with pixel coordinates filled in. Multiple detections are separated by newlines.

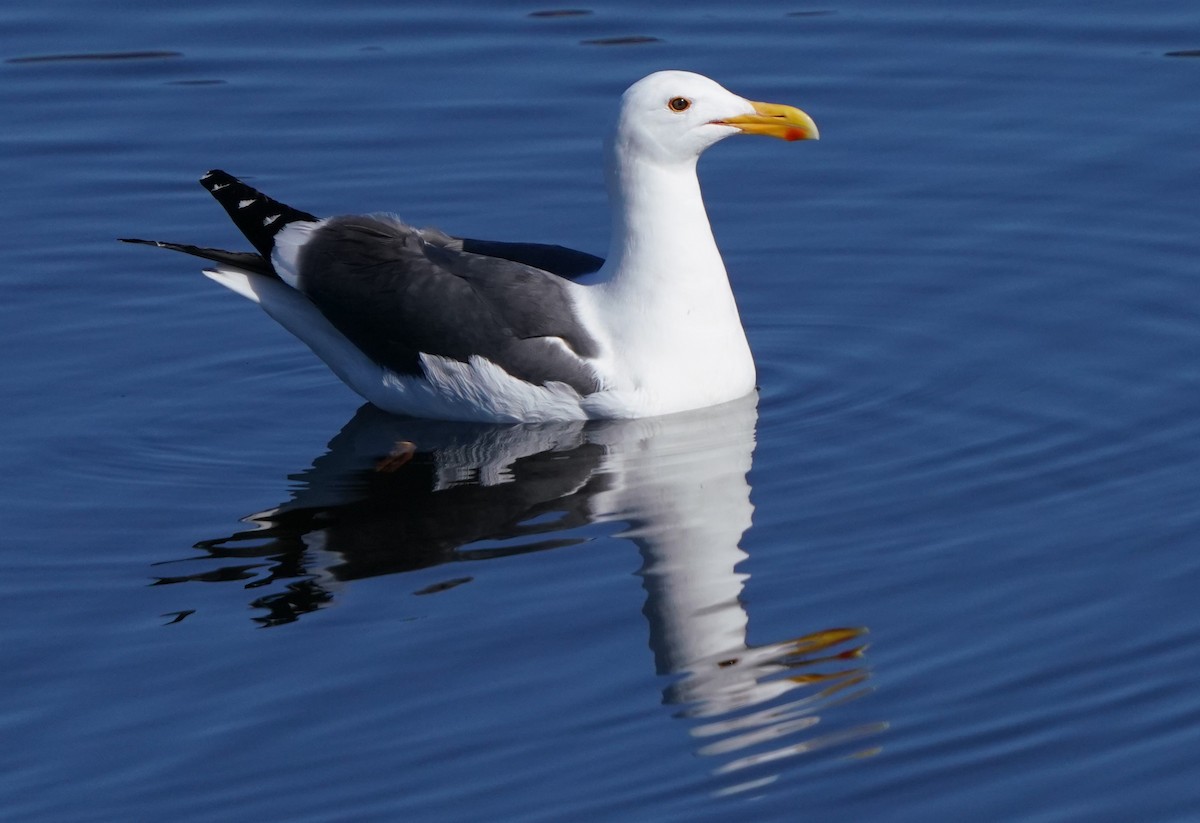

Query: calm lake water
left=3, top=1, right=1199, bottom=820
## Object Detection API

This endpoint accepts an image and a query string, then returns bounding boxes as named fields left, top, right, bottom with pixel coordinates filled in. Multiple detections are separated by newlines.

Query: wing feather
left=295, top=216, right=602, bottom=395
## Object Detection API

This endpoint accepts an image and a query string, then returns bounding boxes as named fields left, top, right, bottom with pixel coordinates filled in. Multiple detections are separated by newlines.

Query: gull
left=124, top=70, right=818, bottom=422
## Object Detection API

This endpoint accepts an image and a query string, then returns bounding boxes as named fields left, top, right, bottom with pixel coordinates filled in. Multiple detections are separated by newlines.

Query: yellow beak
left=715, top=100, right=820, bottom=141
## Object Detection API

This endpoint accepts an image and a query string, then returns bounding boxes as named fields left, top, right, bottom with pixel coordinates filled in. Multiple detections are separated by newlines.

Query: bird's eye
left=668, top=97, right=691, bottom=113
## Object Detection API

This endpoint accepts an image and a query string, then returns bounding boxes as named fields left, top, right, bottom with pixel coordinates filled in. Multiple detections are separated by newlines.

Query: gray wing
left=414, top=226, right=603, bottom=280
left=457, top=237, right=602, bottom=281
left=295, top=216, right=603, bottom=395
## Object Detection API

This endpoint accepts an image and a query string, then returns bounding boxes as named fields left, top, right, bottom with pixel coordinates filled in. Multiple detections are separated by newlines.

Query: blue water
left=3, top=1, right=1199, bottom=820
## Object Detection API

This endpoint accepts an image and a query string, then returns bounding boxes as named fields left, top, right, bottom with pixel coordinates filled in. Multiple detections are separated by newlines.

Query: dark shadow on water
left=528, top=9, right=594, bottom=17
left=6, top=50, right=182, bottom=64
left=155, top=394, right=884, bottom=788
left=580, top=35, right=663, bottom=46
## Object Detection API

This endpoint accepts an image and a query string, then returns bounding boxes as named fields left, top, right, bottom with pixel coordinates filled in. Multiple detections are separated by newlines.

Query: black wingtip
left=198, top=170, right=319, bottom=259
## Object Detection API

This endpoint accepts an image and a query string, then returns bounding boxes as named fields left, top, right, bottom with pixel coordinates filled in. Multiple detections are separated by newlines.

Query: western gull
left=124, top=70, right=818, bottom=422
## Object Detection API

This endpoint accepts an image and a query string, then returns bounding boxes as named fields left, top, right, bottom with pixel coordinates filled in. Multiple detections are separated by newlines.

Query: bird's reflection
left=154, top=394, right=884, bottom=785
left=156, top=412, right=608, bottom=623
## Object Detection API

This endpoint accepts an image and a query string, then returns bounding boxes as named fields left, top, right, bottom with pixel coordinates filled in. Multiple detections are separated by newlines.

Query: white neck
left=578, top=143, right=756, bottom=415
left=601, top=145, right=726, bottom=298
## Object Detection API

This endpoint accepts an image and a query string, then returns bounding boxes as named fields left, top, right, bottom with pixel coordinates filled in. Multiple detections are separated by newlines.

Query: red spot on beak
left=784, top=127, right=807, bottom=142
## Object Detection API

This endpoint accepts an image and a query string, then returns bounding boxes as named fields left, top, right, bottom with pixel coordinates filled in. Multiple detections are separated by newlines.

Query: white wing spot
left=211, top=182, right=230, bottom=191
left=263, top=214, right=281, bottom=226
left=238, top=199, right=256, bottom=209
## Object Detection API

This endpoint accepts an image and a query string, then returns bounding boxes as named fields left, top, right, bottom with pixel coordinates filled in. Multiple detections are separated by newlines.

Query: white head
left=609, top=70, right=819, bottom=168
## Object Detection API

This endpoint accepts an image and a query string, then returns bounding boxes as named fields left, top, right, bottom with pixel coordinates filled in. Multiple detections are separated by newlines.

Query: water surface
left=2, top=1, right=1199, bottom=820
